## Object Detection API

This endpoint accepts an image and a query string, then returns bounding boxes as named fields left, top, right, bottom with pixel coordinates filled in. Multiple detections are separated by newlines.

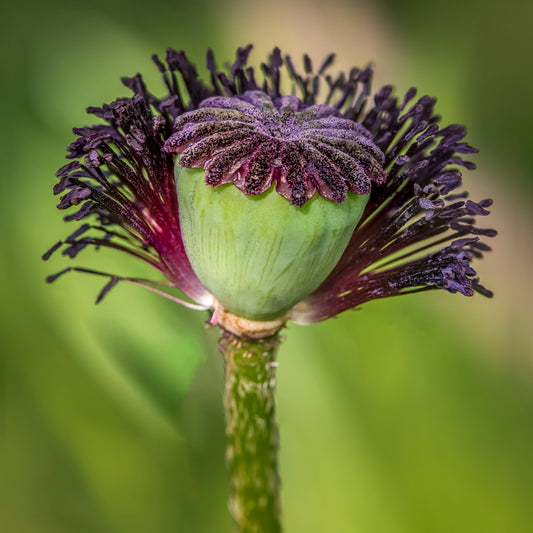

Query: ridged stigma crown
left=164, top=90, right=386, bottom=206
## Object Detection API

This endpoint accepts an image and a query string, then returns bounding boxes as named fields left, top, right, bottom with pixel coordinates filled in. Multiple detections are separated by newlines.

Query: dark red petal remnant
left=164, top=92, right=385, bottom=206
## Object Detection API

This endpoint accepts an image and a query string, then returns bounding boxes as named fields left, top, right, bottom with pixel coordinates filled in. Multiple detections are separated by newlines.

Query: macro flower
left=44, top=45, right=496, bottom=333
left=44, top=45, right=497, bottom=533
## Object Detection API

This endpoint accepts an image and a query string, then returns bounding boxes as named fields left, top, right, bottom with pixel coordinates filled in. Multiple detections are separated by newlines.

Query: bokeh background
left=2, top=0, right=533, bottom=531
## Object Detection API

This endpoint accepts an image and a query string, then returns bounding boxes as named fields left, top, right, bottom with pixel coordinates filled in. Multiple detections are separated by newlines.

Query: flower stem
left=219, top=330, right=282, bottom=533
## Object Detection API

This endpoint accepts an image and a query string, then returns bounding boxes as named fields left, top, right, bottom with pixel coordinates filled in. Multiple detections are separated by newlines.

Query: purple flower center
left=164, top=91, right=386, bottom=206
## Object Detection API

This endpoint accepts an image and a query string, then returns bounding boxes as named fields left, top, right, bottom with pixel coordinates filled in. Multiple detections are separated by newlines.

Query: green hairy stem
left=219, top=331, right=282, bottom=533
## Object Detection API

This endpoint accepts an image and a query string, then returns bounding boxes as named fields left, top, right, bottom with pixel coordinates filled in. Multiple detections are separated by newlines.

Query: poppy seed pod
left=165, top=91, right=385, bottom=320
left=176, top=163, right=369, bottom=320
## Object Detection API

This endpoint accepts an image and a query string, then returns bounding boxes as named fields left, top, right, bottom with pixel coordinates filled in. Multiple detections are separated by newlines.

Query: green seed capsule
left=176, top=161, right=369, bottom=321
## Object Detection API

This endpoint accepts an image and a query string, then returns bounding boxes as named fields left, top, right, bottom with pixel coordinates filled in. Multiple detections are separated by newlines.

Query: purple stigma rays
left=164, top=91, right=386, bottom=206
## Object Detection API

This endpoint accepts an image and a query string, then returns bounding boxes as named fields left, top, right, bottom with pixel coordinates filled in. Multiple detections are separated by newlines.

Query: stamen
left=46, top=266, right=212, bottom=309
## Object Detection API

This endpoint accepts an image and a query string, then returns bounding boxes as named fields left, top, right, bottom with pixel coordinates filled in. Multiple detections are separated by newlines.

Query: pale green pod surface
left=176, top=162, right=369, bottom=321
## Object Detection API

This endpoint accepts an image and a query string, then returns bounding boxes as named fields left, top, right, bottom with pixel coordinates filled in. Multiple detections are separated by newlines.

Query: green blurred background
left=1, top=0, right=532, bottom=531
